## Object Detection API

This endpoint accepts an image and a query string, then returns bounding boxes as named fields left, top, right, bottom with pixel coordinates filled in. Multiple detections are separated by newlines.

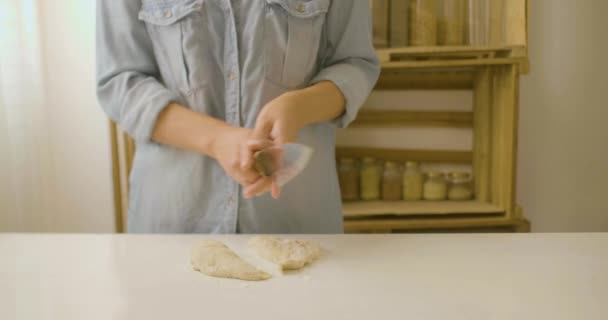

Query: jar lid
left=449, top=172, right=472, bottom=183
left=449, top=172, right=471, bottom=179
left=385, top=161, right=399, bottom=168
left=405, top=161, right=419, bottom=168
left=361, top=157, right=376, bottom=164
left=426, top=171, right=445, bottom=178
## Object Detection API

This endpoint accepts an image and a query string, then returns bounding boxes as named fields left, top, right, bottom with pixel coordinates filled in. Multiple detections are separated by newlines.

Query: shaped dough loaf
left=191, top=240, right=271, bottom=281
left=248, top=236, right=322, bottom=270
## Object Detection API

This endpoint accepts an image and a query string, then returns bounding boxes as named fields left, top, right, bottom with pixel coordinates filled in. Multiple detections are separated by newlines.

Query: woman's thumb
left=252, top=118, right=273, bottom=140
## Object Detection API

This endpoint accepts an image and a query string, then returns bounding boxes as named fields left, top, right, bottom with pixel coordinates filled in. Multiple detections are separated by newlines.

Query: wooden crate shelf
left=335, top=147, right=472, bottom=164
left=351, top=111, right=473, bottom=128
left=376, top=45, right=525, bottom=62
left=376, top=70, right=475, bottom=90
left=343, top=200, right=504, bottom=218
left=344, top=216, right=530, bottom=233
left=382, top=57, right=525, bottom=71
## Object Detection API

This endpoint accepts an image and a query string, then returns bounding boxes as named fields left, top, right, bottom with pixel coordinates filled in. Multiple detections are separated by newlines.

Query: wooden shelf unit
left=343, top=201, right=504, bottom=218
left=342, top=0, right=529, bottom=232
left=342, top=39, right=530, bottom=234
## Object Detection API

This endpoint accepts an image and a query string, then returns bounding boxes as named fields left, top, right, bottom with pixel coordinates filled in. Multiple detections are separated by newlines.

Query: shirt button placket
left=224, top=1, right=241, bottom=233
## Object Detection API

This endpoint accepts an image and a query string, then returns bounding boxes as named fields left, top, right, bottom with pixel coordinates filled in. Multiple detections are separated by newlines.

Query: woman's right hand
left=209, top=126, right=271, bottom=187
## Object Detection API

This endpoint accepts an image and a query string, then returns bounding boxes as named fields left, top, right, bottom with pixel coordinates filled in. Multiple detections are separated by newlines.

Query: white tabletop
left=0, top=233, right=606, bottom=320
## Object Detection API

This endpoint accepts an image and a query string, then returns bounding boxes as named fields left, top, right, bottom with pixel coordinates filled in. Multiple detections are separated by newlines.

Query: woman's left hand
left=252, top=92, right=304, bottom=145
left=245, top=92, right=304, bottom=199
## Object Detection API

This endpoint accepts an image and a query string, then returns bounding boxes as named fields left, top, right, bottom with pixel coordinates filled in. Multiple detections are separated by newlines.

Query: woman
left=96, top=0, right=380, bottom=233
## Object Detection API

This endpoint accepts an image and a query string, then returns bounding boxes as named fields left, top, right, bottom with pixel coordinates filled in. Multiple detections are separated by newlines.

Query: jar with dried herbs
left=360, top=157, right=381, bottom=201
left=438, top=0, right=465, bottom=45
left=382, top=161, right=402, bottom=201
left=423, top=172, right=448, bottom=200
left=448, top=172, right=473, bottom=200
left=338, top=158, right=359, bottom=201
left=402, top=161, right=424, bottom=201
left=409, top=0, right=438, bottom=46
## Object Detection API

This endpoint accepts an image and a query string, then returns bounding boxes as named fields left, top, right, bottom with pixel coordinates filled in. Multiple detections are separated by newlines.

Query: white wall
left=517, top=0, right=608, bottom=231
left=37, top=1, right=115, bottom=232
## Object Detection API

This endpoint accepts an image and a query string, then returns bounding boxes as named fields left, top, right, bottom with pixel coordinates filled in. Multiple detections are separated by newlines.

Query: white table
left=1, top=234, right=607, bottom=320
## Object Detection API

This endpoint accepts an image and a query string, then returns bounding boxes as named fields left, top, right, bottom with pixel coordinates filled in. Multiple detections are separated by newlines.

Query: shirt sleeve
left=96, top=0, right=182, bottom=143
left=310, top=0, right=381, bottom=128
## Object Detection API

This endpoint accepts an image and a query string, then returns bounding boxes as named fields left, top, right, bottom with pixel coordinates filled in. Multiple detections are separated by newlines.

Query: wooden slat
left=109, top=122, right=124, bottom=233
left=501, top=65, right=518, bottom=217
left=343, top=200, right=504, bottom=218
left=389, top=0, right=408, bottom=47
left=109, top=121, right=136, bottom=233
left=472, top=68, right=492, bottom=202
left=376, top=45, right=516, bottom=62
left=335, top=147, right=472, bottom=163
left=376, top=70, right=474, bottom=90
left=489, top=66, right=518, bottom=217
left=489, top=0, right=504, bottom=45
left=372, top=0, right=389, bottom=48
left=343, top=216, right=529, bottom=233
left=504, top=0, right=527, bottom=46
left=351, top=111, right=473, bottom=128
left=382, top=57, right=525, bottom=71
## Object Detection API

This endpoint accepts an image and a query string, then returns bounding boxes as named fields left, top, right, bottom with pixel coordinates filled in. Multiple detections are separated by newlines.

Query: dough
left=248, top=236, right=322, bottom=270
left=191, top=240, right=271, bottom=281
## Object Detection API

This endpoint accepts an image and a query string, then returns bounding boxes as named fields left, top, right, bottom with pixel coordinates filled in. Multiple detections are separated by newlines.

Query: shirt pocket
left=139, top=0, right=211, bottom=93
left=264, top=0, right=330, bottom=89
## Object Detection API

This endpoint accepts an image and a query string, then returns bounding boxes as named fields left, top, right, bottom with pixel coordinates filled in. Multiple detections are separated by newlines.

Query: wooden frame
left=342, top=41, right=528, bottom=232
left=110, top=122, right=134, bottom=232
left=342, top=0, right=529, bottom=232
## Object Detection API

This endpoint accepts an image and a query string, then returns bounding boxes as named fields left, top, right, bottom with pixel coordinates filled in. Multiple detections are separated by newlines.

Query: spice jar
left=338, top=158, right=359, bottom=201
left=409, top=0, right=438, bottom=46
left=402, top=161, right=424, bottom=201
left=423, top=172, right=447, bottom=200
left=448, top=172, right=473, bottom=200
left=360, top=157, right=381, bottom=201
left=438, top=0, right=465, bottom=45
left=382, top=161, right=402, bottom=201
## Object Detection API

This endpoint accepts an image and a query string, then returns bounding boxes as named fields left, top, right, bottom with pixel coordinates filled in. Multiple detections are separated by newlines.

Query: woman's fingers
left=242, top=139, right=273, bottom=170
left=271, top=177, right=281, bottom=199
left=252, top=117, right=273, bottom=141
left=242, top=176, right=273, bottom=199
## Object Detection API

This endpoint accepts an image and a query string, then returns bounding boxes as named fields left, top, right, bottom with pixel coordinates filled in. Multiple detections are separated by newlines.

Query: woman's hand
left=245, top=92, right=305, bottom=199
left=252, top=91, right=305, bottom=145
left=210, top=126, right=271, bottom=187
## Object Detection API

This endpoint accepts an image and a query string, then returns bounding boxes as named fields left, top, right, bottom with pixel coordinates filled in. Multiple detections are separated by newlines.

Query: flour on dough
left=191, top=240, right=271, bottom=281
left=248, top=236, right=322, bottom=270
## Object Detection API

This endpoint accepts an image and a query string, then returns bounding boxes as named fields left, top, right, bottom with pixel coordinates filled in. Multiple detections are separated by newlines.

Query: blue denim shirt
left=96, top=0, right=380, bottom=233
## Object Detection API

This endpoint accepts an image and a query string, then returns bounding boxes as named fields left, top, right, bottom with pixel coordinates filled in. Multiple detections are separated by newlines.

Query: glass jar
left=338, top=158, right=359, bottom=201
left=438, top=0, right=465, bottom=45
left=382, top=161, right=402, bottom=201
left=402, top=161, right=424, bottom=201
left=360, top=157, right=381, bottom=201
left=409, top=0, right=438, bottom=46
left=423, top=172, right=447, bottom=200
left=448, top=172, right=473, bottom=200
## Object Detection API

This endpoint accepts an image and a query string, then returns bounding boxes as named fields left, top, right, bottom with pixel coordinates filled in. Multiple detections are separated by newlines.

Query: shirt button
left=163, top=10, right=173, bottom=18
left=227, top=196, right=235, bottom=204
left=296, top=3, right=305, bottom=13
left=228, top=72, right=237, bottom=80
